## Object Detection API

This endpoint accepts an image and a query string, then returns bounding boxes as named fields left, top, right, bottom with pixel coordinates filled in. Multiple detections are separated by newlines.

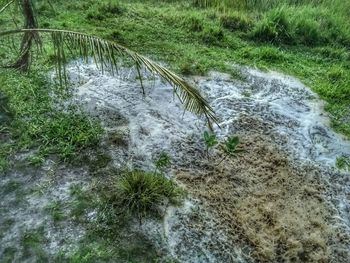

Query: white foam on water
left=68, top=62, right=350, bottom=262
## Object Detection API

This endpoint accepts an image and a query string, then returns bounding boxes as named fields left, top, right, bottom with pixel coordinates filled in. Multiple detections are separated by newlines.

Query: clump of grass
left=219, top=12, right=253, bottom=32
left=250, top=5, right=350, bottom=46
left=45, top=201, right=65, bottom=223
left=250, top=6, right=291, bottom=44
left=313, top=47, right=349, bottom=61
left=183, top=14, right=204, bottom=32
left=200, top=25, right=225, bottom=46
left=327, top=66, right=345, bottom=84
left=87, top=1, right=125, bottom=21
left=242, top=46, right=286, bottom=63
left=98, top=1, right=125, bottom=16
left=67, top=176, right=167, bottom=262
left=117, top=170, right=183, bottom=223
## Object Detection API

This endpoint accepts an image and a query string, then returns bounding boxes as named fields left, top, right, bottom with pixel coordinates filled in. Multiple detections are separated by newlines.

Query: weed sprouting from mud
left=154, top=152, right=171, bottom=173
left=203, top=131, right=218, bottom=159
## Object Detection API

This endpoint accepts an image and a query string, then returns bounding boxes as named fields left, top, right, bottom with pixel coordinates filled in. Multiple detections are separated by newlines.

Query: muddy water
left=68, top=62, right=350, bottom=262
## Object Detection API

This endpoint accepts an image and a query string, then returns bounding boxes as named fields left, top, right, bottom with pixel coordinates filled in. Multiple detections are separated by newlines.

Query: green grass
left=250, top=5, right=350, bottom=46
left=2, top=247, right=17, bottom=263
left=20, top=227, right=49, bottom=261
left=2, top=180, right=22, bottom=195
left=45, top=200, right=66, bottom=223
left=0, top=68, right=102, bottom=172
left=117, top=170, right=183, bottom=221
left=336, top=156, right=350, bottom=171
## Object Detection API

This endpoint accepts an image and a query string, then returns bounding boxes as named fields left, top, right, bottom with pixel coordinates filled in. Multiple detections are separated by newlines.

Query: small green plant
left=28, top=154, right=45, bottom=167
left=154, top=152, right=171, bottom=173
left=224, top=136, right=242, bottom=156
left=203, top=131, right=218, bottom=159
left=218, top=135, right=244, bottom=165
left=118, top=170, right=183, bottom=224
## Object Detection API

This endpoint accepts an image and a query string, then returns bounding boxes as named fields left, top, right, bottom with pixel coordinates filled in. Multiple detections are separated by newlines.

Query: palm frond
left=0, top=0, right=15, bottom=15
left=0, top=28, right=218, bottom=126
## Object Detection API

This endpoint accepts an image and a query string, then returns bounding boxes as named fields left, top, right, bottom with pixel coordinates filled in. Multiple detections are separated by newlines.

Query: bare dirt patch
left=177, top=129, right=349, bottom=262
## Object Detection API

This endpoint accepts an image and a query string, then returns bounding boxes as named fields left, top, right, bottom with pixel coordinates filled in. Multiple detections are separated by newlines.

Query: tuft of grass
left=220, top=12, right=253, bottom=32
left=117, top=170, right=183, bottom=222
left=45, top=201, right=66, bottom=223
left=242, top=46, right=286, bottom=63
left=250, top=6, right=291, bottom=44
left=182, top=14, right=204, bottom=32
left=200, top=25, right=225, bottom=46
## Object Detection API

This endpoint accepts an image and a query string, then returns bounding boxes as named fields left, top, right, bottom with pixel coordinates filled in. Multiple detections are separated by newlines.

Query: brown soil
left=176, top=121, right=347, bottom=262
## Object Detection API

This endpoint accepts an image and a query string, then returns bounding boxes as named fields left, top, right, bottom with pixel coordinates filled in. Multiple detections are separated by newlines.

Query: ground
left=0, top=0, right=350, bottom=262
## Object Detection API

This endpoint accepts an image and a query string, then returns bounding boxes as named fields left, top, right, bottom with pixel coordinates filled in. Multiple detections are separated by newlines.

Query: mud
left=1, top=61, right=350, bottom=262
left=66, top=62, right=350, bottom=262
